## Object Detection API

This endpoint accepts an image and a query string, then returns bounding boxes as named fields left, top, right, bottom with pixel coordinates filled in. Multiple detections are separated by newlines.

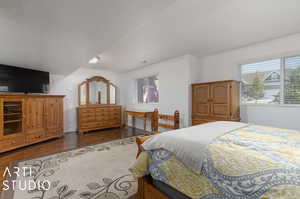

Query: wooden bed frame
left=135, top=109, right=182, bottom=199
left=136, top=136, right=172, bottom=199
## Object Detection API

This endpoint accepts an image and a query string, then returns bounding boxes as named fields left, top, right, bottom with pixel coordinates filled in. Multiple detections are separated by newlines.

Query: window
left=284, top=56, right=300, bottom=104
left=137, top=75, right=159, bottom=103
left=241, top=56, right=300, bottom=105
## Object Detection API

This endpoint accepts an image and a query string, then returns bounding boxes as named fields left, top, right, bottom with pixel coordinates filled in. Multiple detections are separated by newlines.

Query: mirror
left=79, top=82, right=87, bottom=105
left=109, top=83, right=116, bottom=104
left=89, top=81, right=108, bottom=104
left=78, top=76, right=117, bottom=106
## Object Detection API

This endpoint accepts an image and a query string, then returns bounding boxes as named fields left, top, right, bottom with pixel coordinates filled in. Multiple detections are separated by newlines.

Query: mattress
left=131, top=124, right=300, bottom=199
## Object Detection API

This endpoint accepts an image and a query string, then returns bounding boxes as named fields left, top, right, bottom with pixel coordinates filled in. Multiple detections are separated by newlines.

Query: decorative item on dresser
left=192, top=80, right=240, bottom=125
left=77, top=76, right=121, bottom=135
left=0, top=94, right=64, bottom=153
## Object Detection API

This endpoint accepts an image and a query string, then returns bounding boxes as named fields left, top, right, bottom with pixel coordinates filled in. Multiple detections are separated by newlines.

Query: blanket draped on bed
left=131, top=124, right=300, bottom=199
left=142, top=121, right=248, bottom=173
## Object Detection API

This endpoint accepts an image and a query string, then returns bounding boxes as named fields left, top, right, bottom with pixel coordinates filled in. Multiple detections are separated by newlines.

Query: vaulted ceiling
left=1, top=0, right=300, bottom=74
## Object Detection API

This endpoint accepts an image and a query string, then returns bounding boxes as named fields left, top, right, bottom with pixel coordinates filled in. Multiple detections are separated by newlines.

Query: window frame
left=240, top=55, right=300, bottom=107
left=135, top=74, right=159, bottom=105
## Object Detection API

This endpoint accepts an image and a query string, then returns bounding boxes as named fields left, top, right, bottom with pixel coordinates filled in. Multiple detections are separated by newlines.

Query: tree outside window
left=241, top=59, right=281, bottom=104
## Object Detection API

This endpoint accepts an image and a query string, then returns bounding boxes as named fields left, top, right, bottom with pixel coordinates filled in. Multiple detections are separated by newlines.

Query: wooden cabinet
left=77, top=105, right=121, bottom=134
left=192, top=80, right=240, bottom=126
left=0, top=94, right=64, bottom=153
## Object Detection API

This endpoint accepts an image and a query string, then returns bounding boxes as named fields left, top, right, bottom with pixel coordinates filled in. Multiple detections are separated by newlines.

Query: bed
left=130, top=121, right=300, bottom=199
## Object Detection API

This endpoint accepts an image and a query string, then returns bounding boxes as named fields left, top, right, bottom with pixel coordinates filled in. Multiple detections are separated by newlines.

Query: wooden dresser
left=0, top=94, right=64, bottom=153
left=192, top=80, right=240, bottom=125
left=77, top=105, right=121, bottom=134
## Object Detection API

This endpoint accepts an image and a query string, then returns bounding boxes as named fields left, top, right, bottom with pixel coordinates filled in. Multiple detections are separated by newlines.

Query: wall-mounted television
left=0, top=64, right=49, bottom=94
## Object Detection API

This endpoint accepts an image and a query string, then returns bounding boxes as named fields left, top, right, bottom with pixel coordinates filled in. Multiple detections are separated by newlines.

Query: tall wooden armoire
left=192, top=80, right=240, bottom=125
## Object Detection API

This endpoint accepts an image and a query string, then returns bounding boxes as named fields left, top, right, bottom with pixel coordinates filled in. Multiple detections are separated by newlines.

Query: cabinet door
left=210, top=82, right=230, bottom=119
left=45, top=98, right=63, bottom=137
left=25, top=98, right=45, bottom=135
left=2, top=98, right=24, bottom=138
left=0, top=99, right=3, bottom=138
left=192, top=84, right=210, bottom=117
left=0, top=98, right=25, bottom=151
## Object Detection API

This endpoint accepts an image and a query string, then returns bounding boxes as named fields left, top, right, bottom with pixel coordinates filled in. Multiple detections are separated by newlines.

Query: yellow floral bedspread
left=130, top=125, right=300, bottom=199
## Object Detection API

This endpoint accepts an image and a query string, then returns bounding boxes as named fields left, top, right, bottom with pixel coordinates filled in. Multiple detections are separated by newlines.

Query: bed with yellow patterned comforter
left=130, top=125, right=300, bottom=199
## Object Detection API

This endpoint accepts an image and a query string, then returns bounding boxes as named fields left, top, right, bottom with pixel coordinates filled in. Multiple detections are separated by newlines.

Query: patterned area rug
left=3, top=137, right=138, bottom=199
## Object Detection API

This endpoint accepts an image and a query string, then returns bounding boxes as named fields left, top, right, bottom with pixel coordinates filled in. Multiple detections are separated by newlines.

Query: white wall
left=194, top=33, right=300, bottom=131
left=121, top=55, right=196, bottom=131
left=49, top=67, right=121, bottom=132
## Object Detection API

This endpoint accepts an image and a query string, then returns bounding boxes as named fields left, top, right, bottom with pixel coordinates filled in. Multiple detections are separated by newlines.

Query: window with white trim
left=137, top=75, right=159, bottom=103
left=241, top=56, right=300, bottom=105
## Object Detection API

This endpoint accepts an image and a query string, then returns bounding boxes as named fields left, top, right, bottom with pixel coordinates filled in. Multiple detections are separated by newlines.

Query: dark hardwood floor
left=0, top=127, right=146, bottom=192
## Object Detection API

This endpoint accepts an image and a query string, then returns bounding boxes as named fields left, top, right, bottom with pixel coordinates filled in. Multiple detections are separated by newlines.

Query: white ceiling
left=1, top=0, right=300, bottom=74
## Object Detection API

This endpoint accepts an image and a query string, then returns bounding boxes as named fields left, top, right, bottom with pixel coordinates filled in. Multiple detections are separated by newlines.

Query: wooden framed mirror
left=109, top=83, right=116, bottom=104
left=78, top=76, right=117, bottom=106
left=79, top=81, right=88, bottom=105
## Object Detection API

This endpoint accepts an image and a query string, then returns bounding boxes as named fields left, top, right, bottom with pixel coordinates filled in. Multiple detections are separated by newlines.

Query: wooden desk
left=124, top=110, right=153, bottom=131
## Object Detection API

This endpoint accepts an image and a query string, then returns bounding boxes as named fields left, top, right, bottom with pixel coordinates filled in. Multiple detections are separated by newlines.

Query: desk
left=124, top=110, right=153, bottom=131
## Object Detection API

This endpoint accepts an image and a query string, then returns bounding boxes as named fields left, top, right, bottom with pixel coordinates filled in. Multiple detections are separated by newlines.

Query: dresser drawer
left=80, top=108, right=95, bottom=113
left=80, top=112, right=94, bottom=118
left=80, top=122, right=98, bottom=129
left=81, top=116, right=96, bottom=122
left=81, top=112, right=95, bottom=118
left=95, top=107, right=120, bottom=112
left=96, top=112, right=120, bottom=118
left=95, top=112, right=108, bottom=117
left=95, top=108, right=108, bottom=113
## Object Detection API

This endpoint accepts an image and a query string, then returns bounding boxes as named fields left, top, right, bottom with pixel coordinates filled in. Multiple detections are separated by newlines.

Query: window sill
left=136, top=103, right=159, bottom=105
left=242, top=103, right=300, bottom=108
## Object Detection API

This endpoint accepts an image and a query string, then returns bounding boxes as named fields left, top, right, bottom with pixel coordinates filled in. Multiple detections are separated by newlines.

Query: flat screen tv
left=0, top=64, right=49, bottom=94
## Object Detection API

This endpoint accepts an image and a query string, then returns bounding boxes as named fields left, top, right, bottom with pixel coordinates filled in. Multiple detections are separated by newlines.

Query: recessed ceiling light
left=89, top=56, right=100, bottom=64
